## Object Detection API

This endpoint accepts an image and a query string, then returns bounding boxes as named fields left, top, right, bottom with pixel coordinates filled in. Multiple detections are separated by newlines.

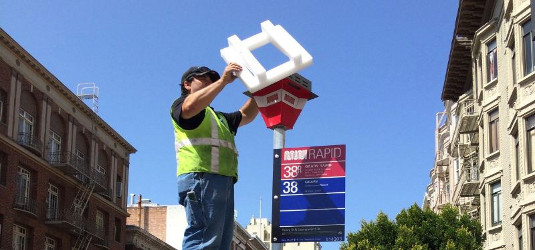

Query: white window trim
left=45, top=236, right=56, bottom=250
left=13, top=224, right=27, bottom=250
left=18, top=109, right=33, bottom=135
left=16, top=168, right=30, bottom=203
left=48, top=130, right=61, bottom=154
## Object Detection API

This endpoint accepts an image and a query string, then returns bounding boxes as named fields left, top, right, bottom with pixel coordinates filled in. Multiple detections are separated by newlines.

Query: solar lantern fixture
left=221, top=20, right=316, bottom=130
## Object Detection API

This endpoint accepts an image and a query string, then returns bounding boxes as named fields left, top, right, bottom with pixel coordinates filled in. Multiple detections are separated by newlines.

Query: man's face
left=186, top=74, right=213, bottom=93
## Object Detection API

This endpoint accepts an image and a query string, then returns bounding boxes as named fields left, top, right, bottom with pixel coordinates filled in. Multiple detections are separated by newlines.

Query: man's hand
left=221, top=63, right=242, bottom=85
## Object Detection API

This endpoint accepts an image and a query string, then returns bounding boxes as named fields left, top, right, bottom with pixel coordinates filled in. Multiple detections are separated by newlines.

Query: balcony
left=91, top=225, right=109, bottom=248
left=45, top=208, right=86, bottom=234
left=90, top=168, right=108, bottom=193
left=457, top=99, right=478, bottom=134
left=460, top=166, right=479, bottom=197
left=47, top=152, right=87, bottom=175
left=13, top=195, right=38, bottom=216
left=17, top=132, right=43, bottom=156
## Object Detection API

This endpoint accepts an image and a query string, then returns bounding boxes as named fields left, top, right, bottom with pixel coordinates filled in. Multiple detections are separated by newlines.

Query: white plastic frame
left=220, top=20, right=313, bottom=93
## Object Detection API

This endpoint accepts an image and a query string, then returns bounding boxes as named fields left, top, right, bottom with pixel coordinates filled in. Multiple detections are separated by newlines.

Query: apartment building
left=126, top=199, right=268, bottom=250
left=0, top=28, right=136, bottom=249
left=423, top=0, right=535, bottom=249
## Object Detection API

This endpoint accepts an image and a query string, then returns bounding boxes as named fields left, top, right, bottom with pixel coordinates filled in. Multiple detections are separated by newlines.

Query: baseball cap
left=181, top=66, right=220, bottom=84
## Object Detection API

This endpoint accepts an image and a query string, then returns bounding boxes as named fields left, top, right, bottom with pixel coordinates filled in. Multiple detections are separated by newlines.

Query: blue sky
left=1, top=1, right=458, bottom=249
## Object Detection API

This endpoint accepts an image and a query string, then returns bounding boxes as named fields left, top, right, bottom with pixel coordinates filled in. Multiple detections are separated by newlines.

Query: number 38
left=282, top=181, right=298, bottom=194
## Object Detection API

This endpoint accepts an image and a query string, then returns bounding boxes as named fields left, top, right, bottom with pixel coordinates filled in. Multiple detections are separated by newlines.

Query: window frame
left=13, top=224, right=27, bottom=250
left=96, top=210, right=104, bottom=233
left=490, top=181, right=502, bottom=226
left=514, top=129, right=521, bottom=179
left=46, top=183, right=59, bottom=219
left=531, top=215, right=535, bottom=250
left=489, top=109, right=500, bottom=154
left=527, top=115, right=535, bottom=174
left=45, top=237, right=56, bottom=250
left=16, top=168, right=30, bottom=205
left=48, top=130, right=62, bottom=155
left=18, top=109, right=33, bottom=136
left=487, top=38, right=498, bottom=82
left=523, top=19, right=535, bottom=75
left=0, top=94, right=3, bottom=124
left=114, top=218, right=121, bottom=242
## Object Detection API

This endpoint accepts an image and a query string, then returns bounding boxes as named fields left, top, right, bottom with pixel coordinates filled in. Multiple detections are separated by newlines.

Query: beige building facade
left=424, top=0, right=535, bottom=249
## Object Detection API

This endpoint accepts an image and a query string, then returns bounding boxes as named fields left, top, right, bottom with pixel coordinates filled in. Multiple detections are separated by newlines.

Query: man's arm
left=239, top=98, right=259, bottom=127
left=181, top=63, right=242, bottom=119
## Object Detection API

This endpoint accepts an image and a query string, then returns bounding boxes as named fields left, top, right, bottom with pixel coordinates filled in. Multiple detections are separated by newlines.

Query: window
left=116, top=175, right=123, bottom=198
left=518, top=223, right=523, bottom=250
left=16, top=168, right=30, bottom=205
left=0, top=214, right=3, bottom=249
left=46, top=184, right=59, bottom=219
left=527, top=115, right=535, bottom=174
left=514, top=130, right=521, bottom=179
left=13, top=224, right=27, bottom=250
left=0, top=152, right=6, bottom=185
left=74, top=150, right=85, bottom=182
left=45, top=237, right=56, bottom=250
left=48, top=130, right=61, bottom=156
left=491, top=181, right=502, bottom=226
left=96, top=164, right=105, bottom=175
left=531, top=216, right=535, bottom=250
left=18, top=109, right=33, bottom=136
left=489, top=109, right=500, bottom=154
left=454, top=159, right=459, bottom=184
left=96, top=210, right=104, bottom=233
left=523, top=19, right=535, bottom=75
left=487, top=39, right=498, bottom=82
left=512, top=43, right=518, bottom=84
left=0, top=92, right=3, bottom=124
left=114, top=218, right=121, bottom=242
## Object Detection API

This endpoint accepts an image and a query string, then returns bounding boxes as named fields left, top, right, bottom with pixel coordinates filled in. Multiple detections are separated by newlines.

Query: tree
left=340, top=204, right=483, bottom=250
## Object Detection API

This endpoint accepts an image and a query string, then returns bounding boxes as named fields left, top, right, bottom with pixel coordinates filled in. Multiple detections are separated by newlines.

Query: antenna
left=77, top=83, right=99, bottom=113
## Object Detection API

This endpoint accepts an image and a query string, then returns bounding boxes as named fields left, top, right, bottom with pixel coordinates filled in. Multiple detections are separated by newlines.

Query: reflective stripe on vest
left=173, top=107, right=238, bottom=176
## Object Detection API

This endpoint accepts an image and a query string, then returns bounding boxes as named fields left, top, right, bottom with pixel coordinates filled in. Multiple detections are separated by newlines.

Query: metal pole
left=273, top=127, right=285, bottom=149
left=272, top=127, right=285, bottom=250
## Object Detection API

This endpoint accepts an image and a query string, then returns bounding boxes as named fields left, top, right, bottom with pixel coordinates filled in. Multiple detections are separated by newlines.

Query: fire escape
left=43, top=83, right=107, bottom=249
left=451, top=95, right=480, bottom=218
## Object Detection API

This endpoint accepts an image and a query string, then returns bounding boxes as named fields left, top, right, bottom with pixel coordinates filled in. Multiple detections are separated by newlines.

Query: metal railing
left=45, top=207, right=86, bottom=229
left=13, top=195, right=38, bottom=215
left=47, top=152, right=87, bottom=173
left=16, top=132, right=43, bottom=155
left=465, top=166, right=479, bottom=182
left=89, top=168, right=107, bottom=190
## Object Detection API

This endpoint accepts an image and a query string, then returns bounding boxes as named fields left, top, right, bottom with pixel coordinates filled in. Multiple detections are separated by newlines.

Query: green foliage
left=340, top=203, right=483, bottom=250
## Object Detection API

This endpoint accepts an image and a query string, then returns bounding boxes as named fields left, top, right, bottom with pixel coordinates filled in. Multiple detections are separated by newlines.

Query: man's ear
left=183, top=81, right=192, bottom=91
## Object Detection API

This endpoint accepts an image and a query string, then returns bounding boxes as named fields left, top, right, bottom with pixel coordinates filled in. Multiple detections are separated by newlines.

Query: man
left=171, top=63, right=258, bottom=249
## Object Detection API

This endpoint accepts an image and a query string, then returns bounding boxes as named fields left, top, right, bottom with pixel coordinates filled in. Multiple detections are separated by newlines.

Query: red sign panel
left=280, top=145, right=346, bottom=179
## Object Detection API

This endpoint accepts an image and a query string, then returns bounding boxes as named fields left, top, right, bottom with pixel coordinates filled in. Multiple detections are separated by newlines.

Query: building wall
left=0, top=28, right=135, bottom=249
left=425, top=0, right=535, bottom=249
left=127, top=204, right=266, bottom=250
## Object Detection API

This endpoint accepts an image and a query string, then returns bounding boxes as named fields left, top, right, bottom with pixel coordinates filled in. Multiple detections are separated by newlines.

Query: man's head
left=180, top=66, right=220, bottom=96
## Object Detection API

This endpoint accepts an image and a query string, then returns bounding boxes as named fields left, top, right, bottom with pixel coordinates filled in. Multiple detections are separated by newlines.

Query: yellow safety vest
left=172, top=107, right=239, bottom=179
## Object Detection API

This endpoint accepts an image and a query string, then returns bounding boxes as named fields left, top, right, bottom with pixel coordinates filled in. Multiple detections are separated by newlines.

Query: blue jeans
left=178, top=172, right=235, bottom=250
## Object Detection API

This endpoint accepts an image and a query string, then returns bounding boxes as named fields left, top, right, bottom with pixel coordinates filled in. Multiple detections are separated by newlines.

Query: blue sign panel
left=279, top=193, right=345, bottom=210
left=280, top=177, right=345, bottom=195
left=280, top=209, right=345, bottom=226
left=272, top=145, right=346, bottom=243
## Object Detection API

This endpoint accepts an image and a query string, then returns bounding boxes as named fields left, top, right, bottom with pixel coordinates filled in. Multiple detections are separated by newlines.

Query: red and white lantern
left=252, top=74, right=317, bottom=130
